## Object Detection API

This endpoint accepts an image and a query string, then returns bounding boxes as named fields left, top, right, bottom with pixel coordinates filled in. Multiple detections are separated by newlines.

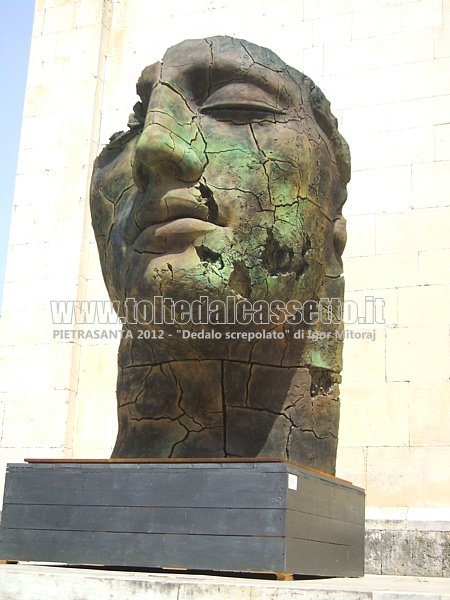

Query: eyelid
left=200, top=83, right=285, bottom=115
left=200, top=101, right=285, bottom=115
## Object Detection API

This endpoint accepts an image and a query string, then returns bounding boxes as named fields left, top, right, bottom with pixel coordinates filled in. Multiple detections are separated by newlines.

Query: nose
left=132, top=84, right=206, bottom=191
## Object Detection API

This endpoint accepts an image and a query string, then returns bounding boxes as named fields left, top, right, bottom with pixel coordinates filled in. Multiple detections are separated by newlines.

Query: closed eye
left=201, top=101, right=284, bottom=113
left=200, top=102, right=285, bottom=124
left=199, top=83, right=286, bottom=123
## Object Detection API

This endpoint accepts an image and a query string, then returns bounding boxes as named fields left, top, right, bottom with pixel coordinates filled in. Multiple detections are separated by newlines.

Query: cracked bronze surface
left=90, top=36, right=351, bottom=474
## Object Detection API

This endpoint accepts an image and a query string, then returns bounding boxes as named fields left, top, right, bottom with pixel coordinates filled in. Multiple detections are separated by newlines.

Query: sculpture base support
left=0, top=459, right=365, bottom=577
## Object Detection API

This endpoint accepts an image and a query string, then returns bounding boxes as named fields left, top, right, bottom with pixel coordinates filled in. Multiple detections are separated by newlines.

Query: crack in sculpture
left=90, top=36, right=350, bottom=474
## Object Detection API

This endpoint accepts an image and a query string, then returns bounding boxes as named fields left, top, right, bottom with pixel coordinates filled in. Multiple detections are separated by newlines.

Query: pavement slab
left=0, top=564, right=449, bottom=600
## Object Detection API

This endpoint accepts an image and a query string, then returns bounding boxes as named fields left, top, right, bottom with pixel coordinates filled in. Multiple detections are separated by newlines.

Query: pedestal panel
left=0, top=460, right=365, bottom=577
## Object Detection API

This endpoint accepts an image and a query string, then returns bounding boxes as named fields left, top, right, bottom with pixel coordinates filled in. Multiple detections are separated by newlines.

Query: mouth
left=133, top=185, right=222, bottom=253
left=134, top=218, right=219, bottom=252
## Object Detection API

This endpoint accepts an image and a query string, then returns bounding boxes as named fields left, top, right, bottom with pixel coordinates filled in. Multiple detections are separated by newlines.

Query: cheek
left=264, top=161, right=301, bottom=206
left=251, top=119, right=305, bottom=164
left=202, top=150, right=271, bottom=224
left=204, top=147, right=267, bottom=187
left=90, top=184, right=115, bottom=250
left=250, top=119, right=336, bottom=218
left=201, top=120, right=304, bottom=218
left=95, top=139, right=137, bottom=201
left=201, top=119, right=271, bottom=201
left=92, top=155, right=142, bottom=301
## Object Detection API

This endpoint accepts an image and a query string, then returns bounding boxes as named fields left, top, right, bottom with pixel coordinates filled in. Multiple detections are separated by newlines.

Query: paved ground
left=0, top=564, right=449, bottom=599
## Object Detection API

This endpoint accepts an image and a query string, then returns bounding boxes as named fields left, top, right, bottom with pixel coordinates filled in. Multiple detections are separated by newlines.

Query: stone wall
left=365, top=508, right=450, bottom=576
left=0, top=0, right=449, bottom=574
left=0, top=0, right=114, bottom=462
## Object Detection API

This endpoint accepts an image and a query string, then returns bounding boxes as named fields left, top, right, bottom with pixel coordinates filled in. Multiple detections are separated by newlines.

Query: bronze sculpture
left=90, top=36, right=350, bottom=474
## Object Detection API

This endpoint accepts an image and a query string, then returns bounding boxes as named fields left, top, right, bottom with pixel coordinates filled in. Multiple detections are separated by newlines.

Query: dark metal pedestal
left=0, top=459, right=365, bottom=577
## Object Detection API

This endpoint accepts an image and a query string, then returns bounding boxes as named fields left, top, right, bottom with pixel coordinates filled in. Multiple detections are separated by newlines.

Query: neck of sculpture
left=112, top=335, right=339, bottom=474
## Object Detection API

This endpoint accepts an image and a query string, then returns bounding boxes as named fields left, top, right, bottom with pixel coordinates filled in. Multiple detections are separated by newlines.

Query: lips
left=133, top=187, right=220, bottom=253
left=134, top=218, right=218, bottom=252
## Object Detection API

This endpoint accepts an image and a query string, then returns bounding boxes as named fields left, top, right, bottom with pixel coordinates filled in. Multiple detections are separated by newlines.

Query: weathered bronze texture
left=90, top=36, right=350, bottom=473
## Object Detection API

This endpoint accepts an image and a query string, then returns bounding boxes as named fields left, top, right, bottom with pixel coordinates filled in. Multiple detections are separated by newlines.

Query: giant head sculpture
left=90, top=36, right=350, bottom=474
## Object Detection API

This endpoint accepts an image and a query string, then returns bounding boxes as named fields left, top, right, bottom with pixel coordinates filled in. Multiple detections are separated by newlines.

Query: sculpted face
left=90, top=37, right=351, bottom=467
left=91, top=37, right=349, bottom=336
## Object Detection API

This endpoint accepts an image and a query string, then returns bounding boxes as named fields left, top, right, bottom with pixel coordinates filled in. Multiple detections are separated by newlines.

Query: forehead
left=152, top=37, right=304, bottom=106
